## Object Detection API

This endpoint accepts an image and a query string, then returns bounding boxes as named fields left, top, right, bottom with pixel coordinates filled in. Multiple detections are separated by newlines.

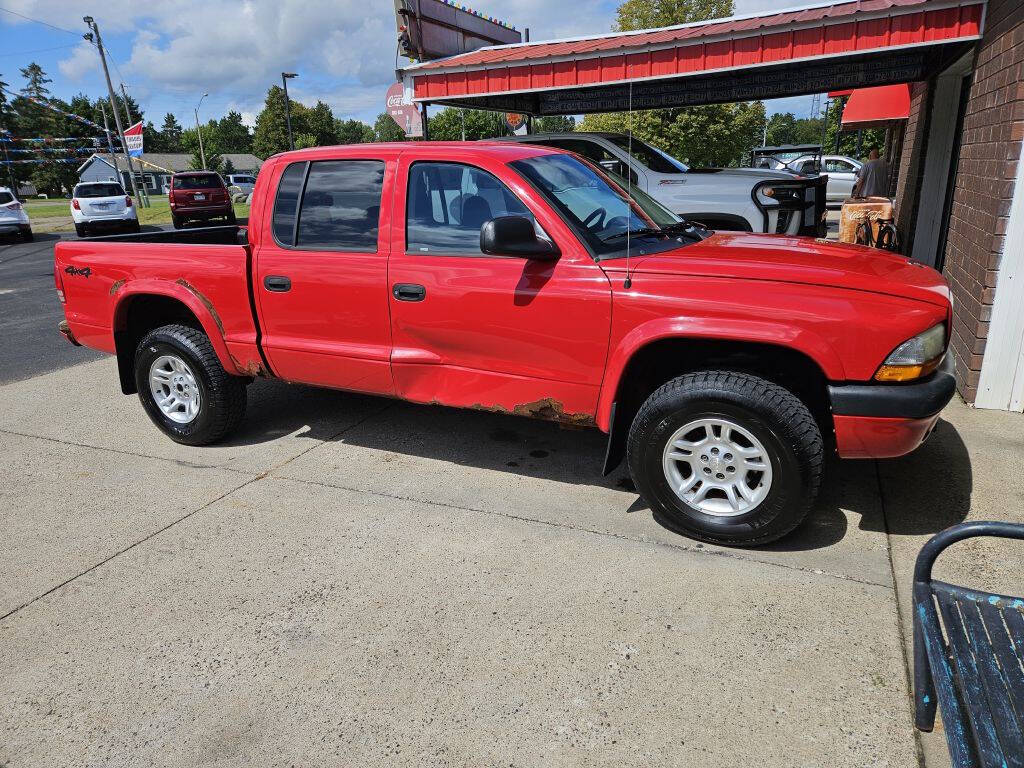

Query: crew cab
left=169, top=171, right=236, bottom=229
left=498, top=132, right=826, bottom=236
left=54, top=142, right=955, bottom=546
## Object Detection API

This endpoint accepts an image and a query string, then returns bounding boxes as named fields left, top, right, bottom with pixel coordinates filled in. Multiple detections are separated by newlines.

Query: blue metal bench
left=913, top=522, right=1024, bottom=768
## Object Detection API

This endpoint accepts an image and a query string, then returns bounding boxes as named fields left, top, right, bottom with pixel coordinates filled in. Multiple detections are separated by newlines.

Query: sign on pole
left=386, top=82, right=423, bottom=139
left=124, top=120, right=143, bottom=157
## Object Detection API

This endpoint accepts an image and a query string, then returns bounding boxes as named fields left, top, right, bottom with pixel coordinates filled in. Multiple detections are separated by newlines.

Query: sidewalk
left=1, top=358, right=1020, bottom=767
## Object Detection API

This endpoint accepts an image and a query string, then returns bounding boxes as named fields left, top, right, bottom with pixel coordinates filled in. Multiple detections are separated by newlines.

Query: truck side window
left=295, top=160, right=385, bottom=251
left=406, top=162, right=542, bottom=255
left=272, top=162, right=307, bottom=246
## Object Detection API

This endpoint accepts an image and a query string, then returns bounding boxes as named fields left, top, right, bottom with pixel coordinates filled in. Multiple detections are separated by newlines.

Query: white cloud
left=57, top=41, right=100, bottom=81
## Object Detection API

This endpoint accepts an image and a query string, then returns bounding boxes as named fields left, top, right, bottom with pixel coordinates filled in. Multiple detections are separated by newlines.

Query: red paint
left=408, top=1, right=984, bottom=100
left=833, top=414, right=940, bottom=459
left=55, top=141, right=952, bottom=463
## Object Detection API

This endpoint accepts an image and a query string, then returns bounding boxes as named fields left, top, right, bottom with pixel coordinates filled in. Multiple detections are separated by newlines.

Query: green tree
left=764, top=112, right=826, bottom=148
left=336, top=118, right=374, bottom=144
left=373, top=112, right=408, bottom=142
left=19, top=62, right=52, bottom=100
left=305, top=102, right=337, bottom=146
left=189, top=149, right=222, bottom=172
left=427, top=108, right=506, bottom=140
left=253, top=85, right=313, bottom=157
left=159, top=113, right=184, bottom=152
left=213, top=110, right=252, bottom=153
left=223, top=157, right=236, bottom=175
left=821, top=97, right=886, bottom=160
left=613, top=0, right=732, bottom=30
left=535, top=115, right=576, bottom=133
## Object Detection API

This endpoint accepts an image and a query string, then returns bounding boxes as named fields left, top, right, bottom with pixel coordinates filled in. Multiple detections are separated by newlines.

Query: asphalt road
left=0, top=231, right=104, bottom=385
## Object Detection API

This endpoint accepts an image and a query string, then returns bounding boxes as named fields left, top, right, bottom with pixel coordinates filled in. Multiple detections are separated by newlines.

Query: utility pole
left=281, top=73, right=297, bottom=151
left=99, top=103, right=118, bottom=180
left=82, top=16, right=142, bottom=209
left=194, top=93, right=208, bottom=170
left=119, top=83, right=148, bottom=206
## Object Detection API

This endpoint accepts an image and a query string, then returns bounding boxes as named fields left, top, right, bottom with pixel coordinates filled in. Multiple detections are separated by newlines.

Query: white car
left=224, top=174, right=256, bottom=195
left=0, top=187, right=32, bottom=241
left=499, top=132, right=826, bottom=236
left=71, top=181, right=139, bottom=237
left=787, top=155, right=862, bottom=204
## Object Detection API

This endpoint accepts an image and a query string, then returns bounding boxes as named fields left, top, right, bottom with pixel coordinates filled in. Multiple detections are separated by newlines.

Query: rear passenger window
left=296, top=160, right=384, bottom=251
left=406, top=162, right=540, bottom=255
left=272, top=162, right=306, bottom=245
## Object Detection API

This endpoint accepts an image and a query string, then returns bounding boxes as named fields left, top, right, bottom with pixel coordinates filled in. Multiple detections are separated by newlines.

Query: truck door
left=253, top=155, right=395, bottom=394
left=386, top=157, right=612, bottom=421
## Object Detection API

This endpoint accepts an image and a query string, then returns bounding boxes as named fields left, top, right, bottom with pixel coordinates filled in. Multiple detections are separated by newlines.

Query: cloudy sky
left=0, top=0, right=823, bottom=130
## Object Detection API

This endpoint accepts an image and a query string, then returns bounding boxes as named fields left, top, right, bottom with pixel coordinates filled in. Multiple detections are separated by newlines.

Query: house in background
left=76, top=153, right=263, bottom=194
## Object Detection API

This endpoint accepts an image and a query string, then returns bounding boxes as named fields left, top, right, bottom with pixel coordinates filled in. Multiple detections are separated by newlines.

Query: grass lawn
left=25, top=197, right=250, bottom=233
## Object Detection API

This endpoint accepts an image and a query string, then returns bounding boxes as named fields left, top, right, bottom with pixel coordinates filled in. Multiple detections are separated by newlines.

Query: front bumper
left=828, top=354, right=956, bottom=459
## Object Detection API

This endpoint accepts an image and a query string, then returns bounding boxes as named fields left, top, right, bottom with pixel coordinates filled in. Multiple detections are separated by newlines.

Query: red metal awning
left=400, top=0, right=985, bottom=115
left=841, top=83, right=912, bottom=126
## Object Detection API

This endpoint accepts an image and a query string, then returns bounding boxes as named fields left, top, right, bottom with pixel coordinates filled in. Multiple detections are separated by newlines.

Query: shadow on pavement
left=220, top=380, right=972, bottom=550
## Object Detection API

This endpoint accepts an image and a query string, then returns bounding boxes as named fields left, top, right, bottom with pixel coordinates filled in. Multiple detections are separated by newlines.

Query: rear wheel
left=626, top=370, right=823, bottom=546
left=127, top=220, right=141, bottom=234
left=74, top=223, right=86, bottom=238
left=171, top=214, right=184, bottom=229
left=227, top=208, right=237, bottom=225
left=20, top=226, right=33, bottom=242
left=134, top=324, right=246, bottom=445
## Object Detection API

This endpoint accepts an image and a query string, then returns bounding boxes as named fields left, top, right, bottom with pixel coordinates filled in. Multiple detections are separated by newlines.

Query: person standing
left=853, top=148, right=890, bottom=198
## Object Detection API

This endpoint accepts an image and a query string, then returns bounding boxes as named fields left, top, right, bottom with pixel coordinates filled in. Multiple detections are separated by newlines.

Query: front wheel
left=134, top=324, right=247, bottom=445
left=626, top=371, right=823, bottom=546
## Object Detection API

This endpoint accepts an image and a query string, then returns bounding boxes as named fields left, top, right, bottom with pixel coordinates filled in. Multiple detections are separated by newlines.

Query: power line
left=0, top=5, right=81, bottom=37
left=0, top=43, right=79, bottom=58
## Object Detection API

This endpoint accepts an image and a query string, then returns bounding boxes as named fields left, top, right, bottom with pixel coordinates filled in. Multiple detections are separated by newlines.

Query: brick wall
left=943, top=0, right=1024, bottom=402
left=894, top=82, right=932, bottom=244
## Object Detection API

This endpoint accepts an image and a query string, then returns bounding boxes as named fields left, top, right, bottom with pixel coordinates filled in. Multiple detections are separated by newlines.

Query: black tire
left=20, top=226, right=33, bottom=242
left=227, top=208, right=237, bottom=225
left=134, top=324, right=246, bottom=445
left=626, top=371, right=823, bottom=546
left=172, top=214, right=184, bottom=229
left=128, top=220, right=141, bottom=234
left=74, top=223, right=86, bottom=238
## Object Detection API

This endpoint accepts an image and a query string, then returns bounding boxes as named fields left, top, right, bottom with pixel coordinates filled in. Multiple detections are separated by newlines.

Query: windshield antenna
left=624, top=78, right=634, bottom=290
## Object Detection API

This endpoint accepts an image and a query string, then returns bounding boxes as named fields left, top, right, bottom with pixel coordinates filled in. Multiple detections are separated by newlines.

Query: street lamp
left=281, top=72, right=298, bottom=151
left=194, top=92, right=208, bottom=170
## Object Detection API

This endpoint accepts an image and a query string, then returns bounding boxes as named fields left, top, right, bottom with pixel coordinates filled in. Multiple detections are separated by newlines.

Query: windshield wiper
left=601, top=227, right=665, bottom=243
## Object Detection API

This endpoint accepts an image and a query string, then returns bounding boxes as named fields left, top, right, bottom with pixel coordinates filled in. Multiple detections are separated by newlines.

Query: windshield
left=604, top=135, right=689, bottom=174
left=604, top=169, right=681, bottom=229
left=75, top=183, right=125, bottom=198
left=512, top=153, right=696, bottom=258
left=174, top=174, right=222, bottom=190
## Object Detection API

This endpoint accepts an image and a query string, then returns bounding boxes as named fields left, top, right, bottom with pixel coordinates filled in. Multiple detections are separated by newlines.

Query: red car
left=54, top=142, right=955, bottom=546
left=169, top=171, right=235, bottom=228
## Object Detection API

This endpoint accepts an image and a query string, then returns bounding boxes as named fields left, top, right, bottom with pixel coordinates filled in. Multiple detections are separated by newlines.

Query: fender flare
left=111, top=279, right=240, bottom=376
left=595, top=316, right=845, bottom=431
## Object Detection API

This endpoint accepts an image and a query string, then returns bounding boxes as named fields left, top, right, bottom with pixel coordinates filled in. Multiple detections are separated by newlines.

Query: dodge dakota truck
left=54, top=142, right=956, bottom=546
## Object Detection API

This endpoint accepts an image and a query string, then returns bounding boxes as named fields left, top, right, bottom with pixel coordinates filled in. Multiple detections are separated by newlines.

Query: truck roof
left=264, top=141, right=565, bottom=165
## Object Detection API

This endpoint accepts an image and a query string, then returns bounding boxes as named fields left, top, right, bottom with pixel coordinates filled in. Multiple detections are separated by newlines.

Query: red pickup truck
left=54, top=142, right=955, bottom=546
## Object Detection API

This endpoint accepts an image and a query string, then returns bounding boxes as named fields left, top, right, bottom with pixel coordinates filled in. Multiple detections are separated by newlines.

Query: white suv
left=0, top=187, right=32, bottom=241
left=499, top=132, right=826, bottom=235
left=71, top=182, right=139, bottom=237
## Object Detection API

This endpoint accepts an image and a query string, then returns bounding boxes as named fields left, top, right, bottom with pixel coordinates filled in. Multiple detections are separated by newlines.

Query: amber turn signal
left=874, top=356, right=943, bottom=382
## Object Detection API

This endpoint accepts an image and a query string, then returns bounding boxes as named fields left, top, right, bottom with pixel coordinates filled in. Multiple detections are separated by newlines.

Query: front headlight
left=875, top=323, right=947, bottom=382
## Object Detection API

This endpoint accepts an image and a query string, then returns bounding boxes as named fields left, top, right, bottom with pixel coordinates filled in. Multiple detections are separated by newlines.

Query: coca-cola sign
left=385, top=82, right=422, bottom=138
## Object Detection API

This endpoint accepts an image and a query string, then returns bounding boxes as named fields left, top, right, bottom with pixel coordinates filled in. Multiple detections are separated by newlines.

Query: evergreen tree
left=213, top=111, right=252, bottom=153
left=307, top=102, right=338, bottom=146
left=159, top=113, right=184, bottom=152
left=253, top=85, right=312, bottom=158
left=19, top=62, right=52, bottom=100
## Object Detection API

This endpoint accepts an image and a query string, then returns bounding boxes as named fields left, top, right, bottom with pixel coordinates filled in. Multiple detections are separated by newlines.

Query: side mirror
left=480, top=216, right=559, bottom=260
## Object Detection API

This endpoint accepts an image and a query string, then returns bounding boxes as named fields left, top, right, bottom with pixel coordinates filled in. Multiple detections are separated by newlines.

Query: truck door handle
left=264, top=275, right=291, bottom=292
left=393, top=283, right=426, bottom=302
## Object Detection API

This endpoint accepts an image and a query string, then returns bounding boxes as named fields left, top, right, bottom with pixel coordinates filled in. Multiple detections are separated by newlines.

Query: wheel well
left=604, top=337, right=832, bottom=474
left=114, top=295, right=203, bottom=394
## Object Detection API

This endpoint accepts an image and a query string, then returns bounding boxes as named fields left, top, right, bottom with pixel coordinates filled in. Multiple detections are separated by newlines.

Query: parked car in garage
left=788, top=155, right=863, bottom=204
left=55, top=141, right=954, bottom=547
left=498, top=132, right=826, bottom=236
left=0, top=186, right=32, bottom=241
left=169, top=171, right=235, bottom=229
left=70, top=182, right=139, bottom=237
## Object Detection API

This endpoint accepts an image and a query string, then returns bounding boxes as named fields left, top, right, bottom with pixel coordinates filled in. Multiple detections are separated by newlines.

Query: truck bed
left=54, top=227, right=263, bottom=380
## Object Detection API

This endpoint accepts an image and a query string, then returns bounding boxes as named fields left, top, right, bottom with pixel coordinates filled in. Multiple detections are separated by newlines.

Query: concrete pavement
left=1, top=356, right=1021, bottom=767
